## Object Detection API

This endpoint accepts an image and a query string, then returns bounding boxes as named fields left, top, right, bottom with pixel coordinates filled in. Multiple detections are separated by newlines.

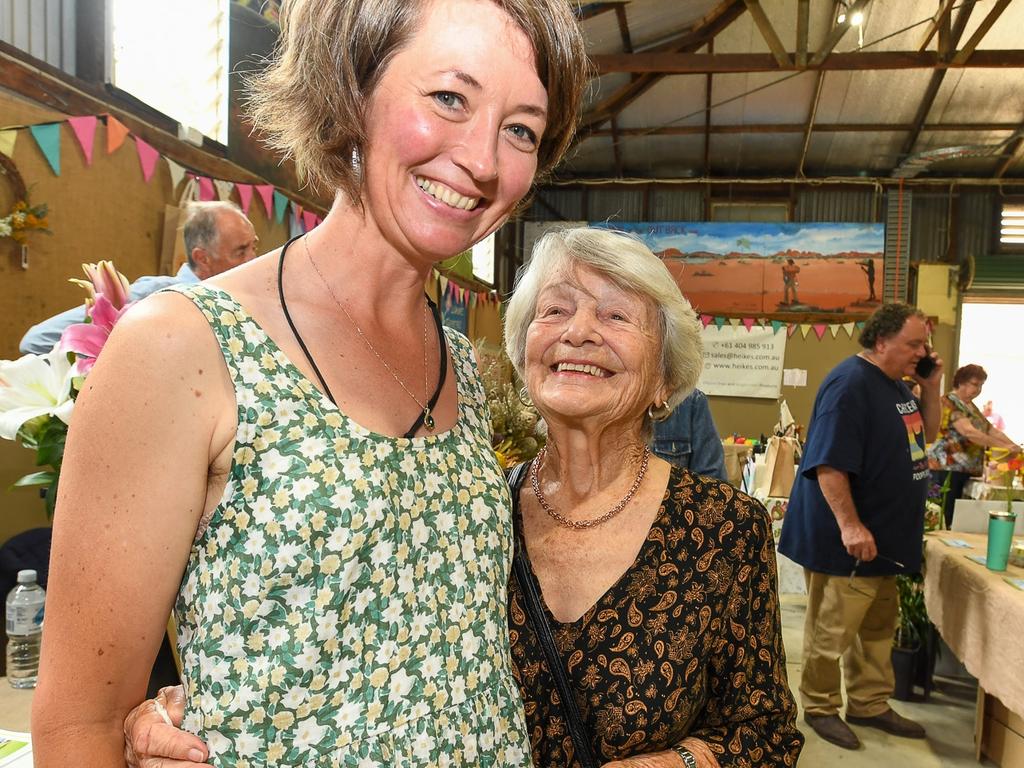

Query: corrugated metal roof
left=568, top=0, right=1024, bottom=181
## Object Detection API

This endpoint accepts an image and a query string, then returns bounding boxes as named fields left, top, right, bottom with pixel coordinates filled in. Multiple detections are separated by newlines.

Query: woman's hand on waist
left=124, top=685, right=210, bottom=768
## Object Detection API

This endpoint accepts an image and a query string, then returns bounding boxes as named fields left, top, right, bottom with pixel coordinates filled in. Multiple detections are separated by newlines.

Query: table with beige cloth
left=0, top=679, right=32, bottom=732
left=923, top=530, right=1024, bottom=764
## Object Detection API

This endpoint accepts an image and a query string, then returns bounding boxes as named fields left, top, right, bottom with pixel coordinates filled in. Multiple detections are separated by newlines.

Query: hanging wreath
left=0, top=152, right=50, bottom=244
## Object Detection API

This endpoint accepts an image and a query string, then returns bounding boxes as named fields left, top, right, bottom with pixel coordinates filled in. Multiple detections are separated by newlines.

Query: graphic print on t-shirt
left=898, top=398, right=929, bottom=480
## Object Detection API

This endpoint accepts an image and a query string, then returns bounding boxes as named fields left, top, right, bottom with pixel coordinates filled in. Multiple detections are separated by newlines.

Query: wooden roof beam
left=585, top=122, right=1022, bottom=137
left=576, top=2, right=630, bottom=22
left=918, top=0, right=957, bottom=52
left=742, top=0, right=791, bottom=67
left=951, top=0, right=1012, bottom=66
left=796, top=0, right=809, bottom=67
left=614, top=4, right=634, bottom=54
left=900, top=1, right=975, bottom=158
left=808, top=0, right=871, bottom=67
left=580, top=0, right=746, bottom=132
left=590, top=49, right=1024, bottom=74
left=797, top=71, right=825, bottom=178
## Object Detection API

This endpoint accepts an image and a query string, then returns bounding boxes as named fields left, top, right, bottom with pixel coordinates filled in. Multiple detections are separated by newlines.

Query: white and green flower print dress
left=169, top=285, right=532, bottom=767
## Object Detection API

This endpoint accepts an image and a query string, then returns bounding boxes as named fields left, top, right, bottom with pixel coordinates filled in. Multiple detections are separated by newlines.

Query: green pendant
left=424, top=408, right=435, bottom=431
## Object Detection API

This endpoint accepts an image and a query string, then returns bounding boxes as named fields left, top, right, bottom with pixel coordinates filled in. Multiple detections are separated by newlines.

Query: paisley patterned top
left=169, top=285, right=532, bottom=768
left=508, top=466, right=804, bottom=767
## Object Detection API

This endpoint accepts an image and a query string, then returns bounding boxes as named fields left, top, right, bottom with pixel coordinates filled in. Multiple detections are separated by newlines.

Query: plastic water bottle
left=6, top=569, right=45, bottom=688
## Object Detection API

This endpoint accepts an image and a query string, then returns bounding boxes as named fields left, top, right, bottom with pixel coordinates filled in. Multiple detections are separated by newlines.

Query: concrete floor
left=780, top=594, right=997, bottom=766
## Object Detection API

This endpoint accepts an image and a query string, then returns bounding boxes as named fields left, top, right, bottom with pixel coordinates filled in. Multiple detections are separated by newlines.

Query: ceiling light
left=837, top=10, right=847, bottom=23
left=850, top=10, right=864, bottom=25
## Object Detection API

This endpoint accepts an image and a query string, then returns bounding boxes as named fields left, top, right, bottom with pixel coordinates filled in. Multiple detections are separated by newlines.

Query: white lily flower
left=0, top=346, right=76, bottom=440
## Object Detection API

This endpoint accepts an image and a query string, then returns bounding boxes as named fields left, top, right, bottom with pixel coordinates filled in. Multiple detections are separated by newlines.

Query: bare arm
left=817, top=466, right=876, bottom=562
left=32, top=294, right=232, bottom=767
left=950, top=415, right=1020, bottom=452
left=602, top=737, right=719, bottom=767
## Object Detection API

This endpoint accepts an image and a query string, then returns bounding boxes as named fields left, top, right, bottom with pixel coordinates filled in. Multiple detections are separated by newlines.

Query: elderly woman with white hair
left=124, top=227, right=802, bottom=768
left=502, top=227, right=802, bottom=767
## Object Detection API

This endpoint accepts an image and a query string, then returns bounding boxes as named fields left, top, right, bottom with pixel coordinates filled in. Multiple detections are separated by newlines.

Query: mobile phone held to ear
left=915, top=349, right=936, bottom=378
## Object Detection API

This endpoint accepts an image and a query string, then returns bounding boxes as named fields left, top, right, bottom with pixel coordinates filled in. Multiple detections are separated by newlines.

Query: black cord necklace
left=276, top=235, right=448, bottom=438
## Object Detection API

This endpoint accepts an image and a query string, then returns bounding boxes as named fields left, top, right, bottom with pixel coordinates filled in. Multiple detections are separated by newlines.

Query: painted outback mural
left=598, top=222, right=885, bottom=317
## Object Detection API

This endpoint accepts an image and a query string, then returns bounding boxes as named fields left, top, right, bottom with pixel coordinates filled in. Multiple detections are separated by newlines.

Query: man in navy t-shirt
left=779, top=303, right=941, bottom=751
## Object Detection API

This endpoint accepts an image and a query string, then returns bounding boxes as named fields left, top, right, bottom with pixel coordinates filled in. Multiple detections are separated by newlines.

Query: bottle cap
left=16, top=570, right=37, bottom=584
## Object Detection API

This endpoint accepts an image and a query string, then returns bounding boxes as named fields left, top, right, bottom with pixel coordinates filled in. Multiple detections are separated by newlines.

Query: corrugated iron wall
left=0, top=0, right=76, bottom=75
left=793, top=188, right=879, bottom=223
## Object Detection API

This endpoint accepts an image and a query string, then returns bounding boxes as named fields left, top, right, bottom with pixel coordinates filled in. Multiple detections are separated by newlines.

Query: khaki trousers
left=800, top=569, right=898, bottom=717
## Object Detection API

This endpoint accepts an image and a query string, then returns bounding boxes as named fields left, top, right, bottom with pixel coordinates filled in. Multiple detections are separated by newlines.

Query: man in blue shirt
left=19, top=202, right=258, bottom=355
left=653, top=389, right=726, bottom=481
left=779, top=303, right=942, bottom=751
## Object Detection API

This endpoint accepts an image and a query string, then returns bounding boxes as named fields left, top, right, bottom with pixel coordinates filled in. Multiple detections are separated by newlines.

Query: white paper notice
left=782, top=368, right=808, bottom=387
left=697, top=325, right=787, bottom=399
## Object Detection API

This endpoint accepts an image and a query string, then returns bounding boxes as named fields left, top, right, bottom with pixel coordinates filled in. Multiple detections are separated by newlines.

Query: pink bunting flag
left=293, top=204, right=304, bottom=230
left=197, top=176, right=215, bottom=201
left=236, top=183, right=253, bottom=215
left=254, top=184, right=274, bottom=217
left=67, top=115, right=98, bottom=166
left=700, top=314, right=713, bottom=328
left=812, top=323, right=828, bottom=340
left=134, top=137, right=161, bottom=182
left=787, top=323, right=798, bottom=338
left=302, top=210, right=318, bottom=231
left=741, top=317, right=756, bottom=331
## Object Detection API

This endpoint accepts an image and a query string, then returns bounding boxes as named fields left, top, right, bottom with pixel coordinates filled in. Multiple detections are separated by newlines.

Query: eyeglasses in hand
left=847, top=554, right=906, bottom=598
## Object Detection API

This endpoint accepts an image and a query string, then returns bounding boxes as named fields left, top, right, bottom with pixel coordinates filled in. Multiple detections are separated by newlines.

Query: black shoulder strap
left=508, top=462, right=599, bottom=768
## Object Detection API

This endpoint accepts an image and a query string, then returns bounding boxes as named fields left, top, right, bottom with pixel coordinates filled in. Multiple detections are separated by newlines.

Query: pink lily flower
left=68, top=260, right=131, bottom=311
left=60, top=294, right=135, bottom=374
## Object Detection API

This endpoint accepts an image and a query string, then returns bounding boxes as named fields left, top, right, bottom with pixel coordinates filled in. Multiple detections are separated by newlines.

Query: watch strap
left=675, top=746, right=698, bottom=768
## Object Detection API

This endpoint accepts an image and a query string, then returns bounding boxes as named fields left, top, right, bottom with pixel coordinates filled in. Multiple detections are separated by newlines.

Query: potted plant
left=892, top=573, right=934, bottom=701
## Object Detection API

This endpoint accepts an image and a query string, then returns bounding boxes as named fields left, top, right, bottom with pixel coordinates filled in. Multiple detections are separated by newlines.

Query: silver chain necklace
left=302, top=235, right=435, bottom=431
left=530, top=445, right=651, bottom=530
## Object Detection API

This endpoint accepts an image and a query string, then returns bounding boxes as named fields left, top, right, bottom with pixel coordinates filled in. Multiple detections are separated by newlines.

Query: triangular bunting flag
left=799, top=324, right=812, bottom=339
left=67, top=115, right=98, bottom=166
left=741, top=317, right=756, bottom=331
left=302, top=210, right=318, bottom=231
left=855, top=321, right=866, bottom=331
left=255, top=185, right=274, bottom=217
left=273, top=190, right=289, bottom=224
left=181, top=176, right=198, bottom=202
left=728, top=318, right=741, bottom=327
left=843, top=321, right=856, bottom=338
left=166, top=158, right=187, bottom=194
left=438, top=274, right=449, bottom=294
left=771, top=320, right=785, bottom=334
left=829, top=324, right=841, bottom=338
left=236, top=183, right=253, bottom=215
left=787, top=323, right=798, bottom=338
left=29, top=123, right=61, bottom=176
left=134, top=137, right=160, bottom=182
left=812, top=323, right=828, bottom=340
left=700, top=314, right=713, bottom=328
left=197, top=176, right=215, bottom=201
left=293, top=204, right=304, bottom=231
left=214, top=179, right=235, bottom=202
left=0, top=129, right=16, bottom=158
left=105, top=115, right=130, bottom=154
left=713, top=316, right=726, bottom=329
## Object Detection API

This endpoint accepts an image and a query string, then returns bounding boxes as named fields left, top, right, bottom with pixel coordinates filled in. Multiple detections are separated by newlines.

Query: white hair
left=504, top=227, right=703, bottom=413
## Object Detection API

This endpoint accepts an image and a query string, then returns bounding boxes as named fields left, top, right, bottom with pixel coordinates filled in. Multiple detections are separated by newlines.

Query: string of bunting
left=698, top=314, right=866, bottom=340
left=433, top=270, right=501, bottom=308
left=0, top=114, right=324, bottom=232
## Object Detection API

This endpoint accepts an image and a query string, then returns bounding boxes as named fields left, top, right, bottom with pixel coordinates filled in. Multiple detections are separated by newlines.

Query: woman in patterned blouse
left=501, top=227, right=803, bottom=767
left=124, top=228, right=803, bottom=767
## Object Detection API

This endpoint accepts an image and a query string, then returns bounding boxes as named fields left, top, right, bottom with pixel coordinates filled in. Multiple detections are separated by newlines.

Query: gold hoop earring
left=647, top=402, right=672, bottom=422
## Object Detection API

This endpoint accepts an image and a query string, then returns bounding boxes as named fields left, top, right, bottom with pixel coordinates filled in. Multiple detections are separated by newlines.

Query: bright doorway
left=958, top=301, right=1024, bottom=442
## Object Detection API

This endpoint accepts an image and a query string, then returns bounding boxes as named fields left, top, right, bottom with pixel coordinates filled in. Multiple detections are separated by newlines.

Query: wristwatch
left=675, top=747, right=698, bottom=768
